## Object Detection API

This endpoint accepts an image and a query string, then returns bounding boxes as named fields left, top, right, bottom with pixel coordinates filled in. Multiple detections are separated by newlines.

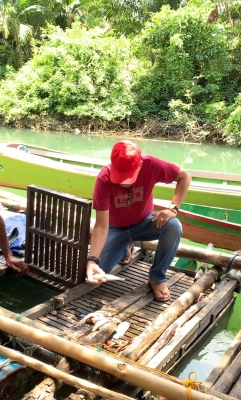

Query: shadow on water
left=0, top=269, right=58, bottom=314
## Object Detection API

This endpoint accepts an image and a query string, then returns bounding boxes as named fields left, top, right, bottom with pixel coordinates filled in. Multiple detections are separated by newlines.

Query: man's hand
left=5, top=256, right=29, bottom=277
left=86, top=261, right=107, bottom=284
left=152, top=209, right=176, bottom=228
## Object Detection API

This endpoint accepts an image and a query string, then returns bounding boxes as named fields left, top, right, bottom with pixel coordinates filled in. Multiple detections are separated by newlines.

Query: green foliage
left=129, top=0, right=241, bottom=144
left=0, top=0, right=241, bottom=145
left=222, top=94, right=241, bottom=145
left=0, top=0, right=45, bottom=68
left=0, top=24, right=138, bottom=121
left=135, top=1, right=234, bottom=112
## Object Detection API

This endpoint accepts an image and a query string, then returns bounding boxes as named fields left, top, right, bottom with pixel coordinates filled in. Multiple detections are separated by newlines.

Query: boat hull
left=154, top=200, right=241, bottom=251
left=1, top=145, right=241, bottom=210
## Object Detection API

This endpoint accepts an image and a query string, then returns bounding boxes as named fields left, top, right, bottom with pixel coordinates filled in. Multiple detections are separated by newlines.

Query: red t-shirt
left=93, top=155, right=180, bottom=227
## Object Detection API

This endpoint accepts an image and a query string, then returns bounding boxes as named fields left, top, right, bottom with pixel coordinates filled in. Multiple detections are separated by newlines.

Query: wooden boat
left=1, top=142, right=241, bottom=210
left=0, top=354, right=36, bottom=399
left=154, top=199, right=241, bottom=251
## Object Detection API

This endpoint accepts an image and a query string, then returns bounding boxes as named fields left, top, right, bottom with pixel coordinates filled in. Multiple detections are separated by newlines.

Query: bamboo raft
left=0, top=185, right=241, bottom=400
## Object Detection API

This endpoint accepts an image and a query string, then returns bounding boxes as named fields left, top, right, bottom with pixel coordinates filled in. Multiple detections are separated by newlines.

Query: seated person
left=0, top=206, right=29, bottom=276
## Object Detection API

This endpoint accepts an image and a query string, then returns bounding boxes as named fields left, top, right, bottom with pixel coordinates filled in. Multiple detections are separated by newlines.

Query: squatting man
left=86, top=140, right=191, bottom=302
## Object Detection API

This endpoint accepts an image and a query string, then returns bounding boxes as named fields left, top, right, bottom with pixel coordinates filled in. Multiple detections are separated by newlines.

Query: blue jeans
left=99, top=213, right=182, bottom=283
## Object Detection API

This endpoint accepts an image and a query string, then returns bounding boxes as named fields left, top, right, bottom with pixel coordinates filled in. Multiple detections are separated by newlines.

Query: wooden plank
left=212, top=352, right=241, bottom=393
left=23, top=299, right=56, bottom=320
left=41, top=313, right=74, bottom=329
left=187, top=169, right=241, bottom=182
left=164, top=298, right=235, bottom=375
left=116, top=273, right=185, bottom=321
left=204, top=330, right=241, bottom=389
left=229, top=375, right=241, bottom=399
left=37, top=315, right=67, bottom=331
left=45, top=273, right=185, bottom=343
left=197, top=279, right=237, bottom=329
left=24, top=262, right=136, bottom=319
left=178, top=286, right=236, bottom=359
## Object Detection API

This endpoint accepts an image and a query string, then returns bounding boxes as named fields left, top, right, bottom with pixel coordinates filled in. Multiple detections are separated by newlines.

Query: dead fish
left=112, top=321, right=130, bottom=339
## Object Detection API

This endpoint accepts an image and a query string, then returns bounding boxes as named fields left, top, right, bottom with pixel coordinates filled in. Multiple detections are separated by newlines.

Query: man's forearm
left=172, top=170, right=191, bottom=207
left=0, top=216, right=12, bottom=262
left=89, top=226, right=108, bottom=258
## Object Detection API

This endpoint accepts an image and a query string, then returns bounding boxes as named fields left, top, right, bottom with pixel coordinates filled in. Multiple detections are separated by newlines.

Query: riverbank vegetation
left=0, top=0, right=241, bottom=145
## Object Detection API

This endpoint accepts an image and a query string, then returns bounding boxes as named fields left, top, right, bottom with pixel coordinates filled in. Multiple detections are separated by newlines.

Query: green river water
left=0, top=127, right=241, bottom=398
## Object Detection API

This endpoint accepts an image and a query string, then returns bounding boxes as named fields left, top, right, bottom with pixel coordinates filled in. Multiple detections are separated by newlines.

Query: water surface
left=1, top=127, right=241, bottom=173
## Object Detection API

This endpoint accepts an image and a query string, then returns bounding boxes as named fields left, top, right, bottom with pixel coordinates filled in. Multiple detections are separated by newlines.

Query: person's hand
left=152, top=209, right=176, bottom=228
left=5, top=256, right=29, bottom=277
left=86, top=261, right=107, bottom=284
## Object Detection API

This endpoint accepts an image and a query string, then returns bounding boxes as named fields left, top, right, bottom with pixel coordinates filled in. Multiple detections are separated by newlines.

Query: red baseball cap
left=110, top=140, right=142, bottom=184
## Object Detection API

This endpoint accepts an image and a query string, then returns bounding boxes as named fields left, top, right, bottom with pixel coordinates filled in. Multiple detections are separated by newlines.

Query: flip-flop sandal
left=148, top=280, right=170, bottom=302
left=154, top=293, right=170, bottom=302
left=119, top=246, right=134, bottom=265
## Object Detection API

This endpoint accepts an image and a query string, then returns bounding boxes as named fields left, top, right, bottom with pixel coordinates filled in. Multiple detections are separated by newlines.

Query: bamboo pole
left=0, top=345, right=134, bottom=400
left=0, top=306, right=61, bottom=335
left=0, top=198, right=27, bottom=212
left=0, top=189, right=26, bottom=203
left=135, top=241, right=241, bottom=270
left=0, top=314, right=223, bottom=400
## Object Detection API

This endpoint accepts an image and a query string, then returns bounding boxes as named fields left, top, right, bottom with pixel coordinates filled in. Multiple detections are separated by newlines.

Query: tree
left=0, top=0, right=44, bottom=68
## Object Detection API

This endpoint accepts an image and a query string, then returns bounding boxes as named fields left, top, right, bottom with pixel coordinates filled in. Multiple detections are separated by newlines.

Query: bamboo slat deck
left=23, top=257, right=237, bottom=376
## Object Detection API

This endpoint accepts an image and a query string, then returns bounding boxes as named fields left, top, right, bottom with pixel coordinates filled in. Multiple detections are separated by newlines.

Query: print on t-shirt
left=114, top=186, right=143, bottom=208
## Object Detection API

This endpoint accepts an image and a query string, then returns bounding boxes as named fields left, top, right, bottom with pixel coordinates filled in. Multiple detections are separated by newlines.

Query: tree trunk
left=22, top=378, right=56, bottom=400
left=135, top=241, right=241, bottom=270
left=194, top=243, right=214, bottom=281
left=140, top=278, right=227, bottom=365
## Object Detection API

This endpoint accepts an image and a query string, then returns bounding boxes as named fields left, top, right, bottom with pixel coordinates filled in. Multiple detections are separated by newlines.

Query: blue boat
left=0, top=354, right=35, bottom=399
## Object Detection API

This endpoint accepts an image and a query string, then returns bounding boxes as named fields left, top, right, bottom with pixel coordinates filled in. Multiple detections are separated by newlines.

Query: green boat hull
left=1, top=144, right=241, bottom=210
left=154, top=200, right=241, bottom=251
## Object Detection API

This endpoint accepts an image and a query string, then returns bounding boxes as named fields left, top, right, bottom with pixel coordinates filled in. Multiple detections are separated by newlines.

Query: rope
left=12, top=336, right=39, bottom=356
left=14, top=314, right=25, bottom=322
left=0, top=358, right=12, bottom=370
left=225, top=253, right=239, bottom=275
left=182, top=372, right=203, bottom=400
